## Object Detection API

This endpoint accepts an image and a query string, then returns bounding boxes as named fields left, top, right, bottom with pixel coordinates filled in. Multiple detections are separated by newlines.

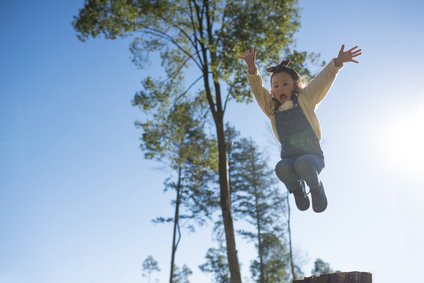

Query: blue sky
left=1, top=1, right=424, bottom=283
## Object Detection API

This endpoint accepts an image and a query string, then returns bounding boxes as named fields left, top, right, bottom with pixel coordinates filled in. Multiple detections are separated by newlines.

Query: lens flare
left=379, top=104, right=424, bottom=176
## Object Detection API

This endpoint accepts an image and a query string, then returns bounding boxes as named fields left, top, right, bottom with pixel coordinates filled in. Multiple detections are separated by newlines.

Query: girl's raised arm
left=239, top=47, right=258, bottom=74
left=334, top=45, right=362, bottom=67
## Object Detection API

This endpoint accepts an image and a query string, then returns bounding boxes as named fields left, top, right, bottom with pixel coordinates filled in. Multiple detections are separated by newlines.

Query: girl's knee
left=294, top=155, right=324, bottom=175
left=275, top=160, right=294, bottom=179
left=275, top=159, right=291, bottom=172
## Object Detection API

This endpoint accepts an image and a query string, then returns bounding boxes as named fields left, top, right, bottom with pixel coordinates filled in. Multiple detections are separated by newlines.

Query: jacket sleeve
left=246, top=69, right=273, bottom=119
left=301, top=59, right=343, bottom=107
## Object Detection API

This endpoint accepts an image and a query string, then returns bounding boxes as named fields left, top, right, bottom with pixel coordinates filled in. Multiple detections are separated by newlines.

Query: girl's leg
left=275, top=158, right=310, bottom=211
left=294, top=155, right=327, bottom=212
left=275, top=158, right=298, bottom=191
left=293, top=155, right=325, bottom=188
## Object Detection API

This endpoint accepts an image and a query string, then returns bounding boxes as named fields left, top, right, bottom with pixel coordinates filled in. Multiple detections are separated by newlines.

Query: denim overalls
left=274, top=96, right=325, bottom=191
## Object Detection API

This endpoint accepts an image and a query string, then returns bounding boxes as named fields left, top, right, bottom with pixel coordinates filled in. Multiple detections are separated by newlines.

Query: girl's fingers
left=239, top=47, right=255, bottom=60
left=347, top=46, right=359, bottom=52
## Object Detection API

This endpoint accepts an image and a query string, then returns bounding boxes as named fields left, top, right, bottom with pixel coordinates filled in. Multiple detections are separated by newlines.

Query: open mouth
left=280, top=94, right=287, bottom=100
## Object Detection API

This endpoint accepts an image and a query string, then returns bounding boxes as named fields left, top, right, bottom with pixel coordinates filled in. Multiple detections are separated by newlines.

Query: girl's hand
left=334, top=45, right=362, bottom=67
left=239, top=47, right=257, bottom=74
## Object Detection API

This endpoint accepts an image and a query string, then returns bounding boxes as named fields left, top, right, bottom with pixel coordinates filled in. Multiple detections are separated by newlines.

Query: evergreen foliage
left=142, top=255, right=161, bottom=283
left=226, top=125, right=292, bottom=282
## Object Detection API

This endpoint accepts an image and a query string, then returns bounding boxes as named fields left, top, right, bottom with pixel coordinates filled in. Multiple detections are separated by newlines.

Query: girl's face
left=270, top=72, right=296, bottom=105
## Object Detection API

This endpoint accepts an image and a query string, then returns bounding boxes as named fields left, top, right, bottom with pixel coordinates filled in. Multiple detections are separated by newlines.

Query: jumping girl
left=239, top=45, right=361, bottom=212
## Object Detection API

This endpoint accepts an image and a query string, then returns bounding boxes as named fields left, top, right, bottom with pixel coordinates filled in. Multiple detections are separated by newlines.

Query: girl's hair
left=269, top=66, right=302, bottom=115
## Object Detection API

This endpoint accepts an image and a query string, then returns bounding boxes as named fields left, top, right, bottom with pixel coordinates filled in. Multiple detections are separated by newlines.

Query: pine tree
left=139, top=100, right=218, bottom=282
left=142, top=255, right=160, bottom=283
left=226, top=125, right=291, bottom=282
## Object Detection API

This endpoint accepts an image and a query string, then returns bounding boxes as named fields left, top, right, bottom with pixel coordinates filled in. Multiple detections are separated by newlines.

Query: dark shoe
left=310, top=181, right=327, bottom=213
left=292, top=180, right=310, bottom=211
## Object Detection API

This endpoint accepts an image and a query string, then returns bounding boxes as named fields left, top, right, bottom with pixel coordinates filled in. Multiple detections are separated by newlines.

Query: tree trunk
left=169, top=166, right=183, bottom=283
left=217, top=119, right=242, bottom=283
left=255, top=185, right=265, bottom=283
left=287, top=192, right=296, bottom=281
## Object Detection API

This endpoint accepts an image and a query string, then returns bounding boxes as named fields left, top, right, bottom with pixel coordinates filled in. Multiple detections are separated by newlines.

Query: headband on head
left=266, top=59, right=291, bottom=73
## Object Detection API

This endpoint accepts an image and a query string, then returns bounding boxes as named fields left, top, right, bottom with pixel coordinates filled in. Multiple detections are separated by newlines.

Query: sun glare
left=380, top=104, right=424, bottom=176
